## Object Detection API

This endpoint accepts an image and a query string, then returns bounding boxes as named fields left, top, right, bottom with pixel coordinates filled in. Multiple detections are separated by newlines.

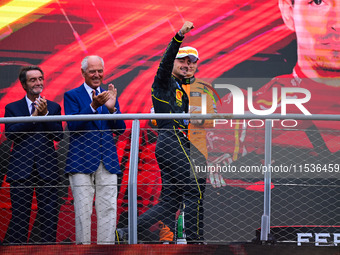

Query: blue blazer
left=4, top=97, right=63, bottom=182
left=64, top=84, right=126, bottom=175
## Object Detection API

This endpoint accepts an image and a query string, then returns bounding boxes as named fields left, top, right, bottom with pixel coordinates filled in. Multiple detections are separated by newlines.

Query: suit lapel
left=18, top=97, right=31, bottom=116
left=79, top=84, right=92, bottom=106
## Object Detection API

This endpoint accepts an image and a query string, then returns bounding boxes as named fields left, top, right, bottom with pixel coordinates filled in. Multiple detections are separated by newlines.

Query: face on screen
left=186, top=60, right=198, bottom=78
left=292, top=0, right=340, bottom=78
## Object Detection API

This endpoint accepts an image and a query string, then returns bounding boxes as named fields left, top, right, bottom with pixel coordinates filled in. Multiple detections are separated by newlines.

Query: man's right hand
left=179, top=21, right=194, bottom=36
left=91, top=90, right=110, bottom=110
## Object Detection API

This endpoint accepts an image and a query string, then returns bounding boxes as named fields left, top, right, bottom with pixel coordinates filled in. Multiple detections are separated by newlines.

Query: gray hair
left=81, top=55, right=104, bottom=71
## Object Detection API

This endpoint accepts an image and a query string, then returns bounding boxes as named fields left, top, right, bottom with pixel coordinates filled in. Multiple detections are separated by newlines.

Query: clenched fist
left=179, top=21, right=194, bottom=36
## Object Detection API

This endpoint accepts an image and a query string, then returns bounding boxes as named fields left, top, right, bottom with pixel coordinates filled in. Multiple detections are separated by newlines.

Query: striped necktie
left=95, top=89, right=102, bottom=114
left=31, top=102, right=35, bottom=115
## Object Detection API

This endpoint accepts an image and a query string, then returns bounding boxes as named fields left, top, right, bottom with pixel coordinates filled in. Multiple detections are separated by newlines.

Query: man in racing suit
left=137, top=21, right=208, bottom=243
left=150, top=46, right=220, bottom=242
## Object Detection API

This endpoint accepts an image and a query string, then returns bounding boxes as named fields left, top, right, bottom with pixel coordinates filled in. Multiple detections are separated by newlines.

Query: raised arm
left=154, top=21, right=194, bottom=88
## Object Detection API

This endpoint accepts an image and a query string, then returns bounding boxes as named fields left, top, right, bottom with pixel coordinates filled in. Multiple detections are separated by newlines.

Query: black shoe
left=116, top=228, right=128, bottom=243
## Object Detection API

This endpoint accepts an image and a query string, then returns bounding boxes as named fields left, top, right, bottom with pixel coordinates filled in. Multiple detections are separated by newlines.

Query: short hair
left=81, top=55, right=104, bottom=71
left=18, top=66, right=44, bottom=85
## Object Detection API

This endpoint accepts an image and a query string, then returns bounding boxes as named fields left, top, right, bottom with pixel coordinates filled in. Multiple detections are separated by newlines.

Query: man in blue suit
left=4, top=65, right=63, bottom=244
left=64, top=55, right=126, bottom=244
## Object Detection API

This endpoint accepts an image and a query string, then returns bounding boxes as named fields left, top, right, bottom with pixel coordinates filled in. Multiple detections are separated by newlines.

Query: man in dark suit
left=4, top=65, right=63, bottom=244
left=64, top=55, right=126, bottom=244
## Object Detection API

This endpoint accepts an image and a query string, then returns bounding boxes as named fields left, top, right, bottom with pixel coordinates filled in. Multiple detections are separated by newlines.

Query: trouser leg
left=69, top=173, right=94, bottom=244
left=95, top=163, right=117, bottom=244
left=137, top=131, right=190, bottom=241
left=35, top=180, right=59, bottom=243
left=183, top=144, right=207, bottom=241
left=6, top=182, right=33, bottom=244
left=183, top=177, right=206, bottom=241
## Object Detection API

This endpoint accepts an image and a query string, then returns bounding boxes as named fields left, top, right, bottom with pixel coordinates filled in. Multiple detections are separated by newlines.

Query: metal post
left=128, top=119, right=140, bottom=244
left=260, top=119, right=272, bottom=241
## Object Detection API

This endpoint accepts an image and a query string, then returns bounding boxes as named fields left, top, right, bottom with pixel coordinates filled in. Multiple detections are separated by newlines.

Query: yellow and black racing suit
left=138, top=33, right=205, bottom=242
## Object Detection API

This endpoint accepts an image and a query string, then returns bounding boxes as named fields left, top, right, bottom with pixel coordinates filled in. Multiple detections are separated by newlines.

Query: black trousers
left=4, top=169, right=59, bottom=244
left=138, top=129, right=206, bottom=241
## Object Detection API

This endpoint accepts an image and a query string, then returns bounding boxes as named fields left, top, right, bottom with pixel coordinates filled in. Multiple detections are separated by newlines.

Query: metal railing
left=0, top=113, right=339, bottom=245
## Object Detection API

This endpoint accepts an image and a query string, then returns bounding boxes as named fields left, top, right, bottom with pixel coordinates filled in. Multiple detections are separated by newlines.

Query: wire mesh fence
left=268, top=126, right=340, bottom=244
left=0, top=115, right=339, bottom=245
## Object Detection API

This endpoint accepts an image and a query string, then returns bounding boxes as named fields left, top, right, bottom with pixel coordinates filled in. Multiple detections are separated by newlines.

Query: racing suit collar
left=182, top=76, right=196, bottom=85
left=172, top=74, right=183, bottom=84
